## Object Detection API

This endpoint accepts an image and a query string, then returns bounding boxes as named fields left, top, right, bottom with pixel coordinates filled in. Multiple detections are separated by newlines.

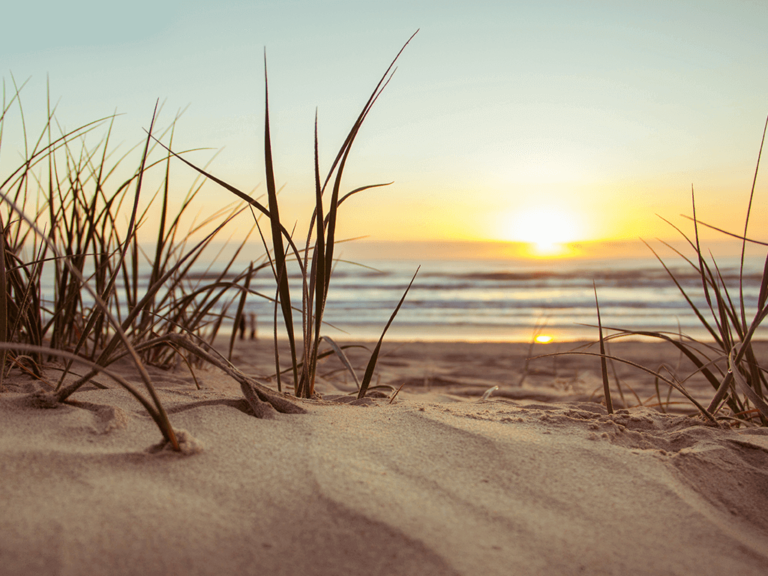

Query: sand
left=1, top=339, right=767, bottom=575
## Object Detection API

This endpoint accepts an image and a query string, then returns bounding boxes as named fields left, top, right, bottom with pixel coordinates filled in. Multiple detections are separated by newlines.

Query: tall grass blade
left=642, top=239, right=724, bottom=347
left=55, top=209, right=242, bottom=398
left=739, top=114, right=768, bottom=328
left=358, top=267, right=419, bottom=399
left=594, top=283, right=613, bottom=414
left=262, top=55, right=300, bottom=393
left=308, top=113, right=326, bottom=397
left=60, top=103, right=159, bottom=377
left=680, top=215, right=768, bottom=247
left=690, top=189, right=721, bottom=335
left=228, top=262, right=253, bottom=361
left=142, top=33, right=418, bottom=401
left=757, top=254, right=768, bottom=311
left=0, top=214, right=7, bottom=388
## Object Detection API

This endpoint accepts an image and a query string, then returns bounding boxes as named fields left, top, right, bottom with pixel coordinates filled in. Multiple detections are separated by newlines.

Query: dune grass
left=0, top=35, right=419, bottom=448
left=559, top=118, right=768, bottom=426
left=11, top=27, right=764, bottom=444
left=0, top=93, right=271, bottom=446
left=156, top=32, right=420, bottom=400
left=0, top=87, right=279, bottom=447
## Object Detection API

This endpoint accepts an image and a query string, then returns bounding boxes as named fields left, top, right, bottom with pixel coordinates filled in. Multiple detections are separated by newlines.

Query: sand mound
left=1, top=380, right=767, bottom=576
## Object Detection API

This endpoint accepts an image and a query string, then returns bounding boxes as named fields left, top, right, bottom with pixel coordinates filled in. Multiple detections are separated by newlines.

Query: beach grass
left=4, top=27, right=766, bottom=460
left=561, top=118, right=768, bottom=427
left=0, top=34, right=420, bottom=448
left=155, top=32, right=420, bottom=400
left=0, top=85, right=285, bottom=447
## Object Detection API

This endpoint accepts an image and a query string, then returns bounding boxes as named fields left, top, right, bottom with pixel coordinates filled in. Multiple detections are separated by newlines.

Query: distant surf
left=49, top=255, right=765, bottom=343
left=225, top=256, right=765, bottom=342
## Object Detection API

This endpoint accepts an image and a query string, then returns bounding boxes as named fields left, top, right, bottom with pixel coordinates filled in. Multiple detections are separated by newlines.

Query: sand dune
left=2, top=340, right=767, bottom=575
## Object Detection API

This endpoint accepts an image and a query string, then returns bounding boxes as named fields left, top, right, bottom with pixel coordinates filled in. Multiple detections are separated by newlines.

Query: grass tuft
left=565, top=119, right=768, bottom=426
left=0, top=34, right=420, bottom=449
left=155, top=32, right=420, bottom=400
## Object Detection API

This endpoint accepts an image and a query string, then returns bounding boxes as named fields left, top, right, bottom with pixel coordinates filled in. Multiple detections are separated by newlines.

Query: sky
left=3, top=0, right=768, bottom=260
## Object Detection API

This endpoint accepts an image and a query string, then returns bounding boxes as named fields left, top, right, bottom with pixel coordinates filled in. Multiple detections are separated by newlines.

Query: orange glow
left=534, top=335, right=554, bottom=344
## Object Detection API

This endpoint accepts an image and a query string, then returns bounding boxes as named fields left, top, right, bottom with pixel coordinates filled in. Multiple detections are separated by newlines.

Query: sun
left=500, top=208, right=581, bottom=256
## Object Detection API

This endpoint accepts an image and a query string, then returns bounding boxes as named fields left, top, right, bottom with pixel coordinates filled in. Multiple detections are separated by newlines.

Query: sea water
left=44, top=254, right=765, bottom=343
left=217, top=256, right=765, bottom=342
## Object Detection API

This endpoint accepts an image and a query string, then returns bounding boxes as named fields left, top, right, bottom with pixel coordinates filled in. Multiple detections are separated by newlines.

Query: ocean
left=44, top=251, right=765, bottom=344
left=228, top=255, right=766, bottom=343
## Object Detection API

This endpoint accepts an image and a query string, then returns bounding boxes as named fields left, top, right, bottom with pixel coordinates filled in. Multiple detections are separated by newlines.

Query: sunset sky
left=4, top=1, right=768, bottom=259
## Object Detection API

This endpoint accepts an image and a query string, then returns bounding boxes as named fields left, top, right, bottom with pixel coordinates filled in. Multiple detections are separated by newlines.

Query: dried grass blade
left=358, top=267, right=419, bottom=399
left=253, top=216, right=284, bottom=393
left=55, top=209, right=239, bottom=403
left=147, top=333, right=306, bottom=415
left=642, top=239, right=723, bottom=347
left=757, top=254, right=768, bottom=311
left=228, top=262, right=253, bottom=361
left=55, top=103, right=159, bottom=386
left=594, top=283, right=613, bottom=414
left=0, top=187, right=179, bottom=448
left=0, top=215, right=7, bottom=387
left=540, top=350, right=715, bottom=421
left=240, top=380, right=278, bottom=419
left=2, top=116, right=113, bottom=192
left=0, top=343, right=168, bottom=435
left=320, top=335, right=361, bottom=389
left=729, top=345, right=768, bottom=421
left=143, top=125, right=174, bottom=327
left=320, top=32, right=418, bottom=306
left=690, top=190, right=720, bottom=330
left=598, top=325, right=725, bottom=392
left=309, top=113, right=326, bottom=394
left=147, top=134, right=271, bottom=217
left=739, top=114, right=768, bottom=328
left=263, top=56, right=299, bottom=392
left=337, top=182, right=394, bottom=207
left=679, top=215, right=768, bottom=247
left=317, top=31, right=418, bottom=198
left=707, top=307, right=768, bottom=414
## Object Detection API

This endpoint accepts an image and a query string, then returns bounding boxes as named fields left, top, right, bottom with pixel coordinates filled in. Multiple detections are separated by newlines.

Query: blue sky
left=4, top=1, right=768, bottom=258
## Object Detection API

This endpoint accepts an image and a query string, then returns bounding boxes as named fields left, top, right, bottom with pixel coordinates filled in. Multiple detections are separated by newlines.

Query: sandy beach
left=2, top=338, right=767, bottom=576
left=5, top=4, right=768, bottom=574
